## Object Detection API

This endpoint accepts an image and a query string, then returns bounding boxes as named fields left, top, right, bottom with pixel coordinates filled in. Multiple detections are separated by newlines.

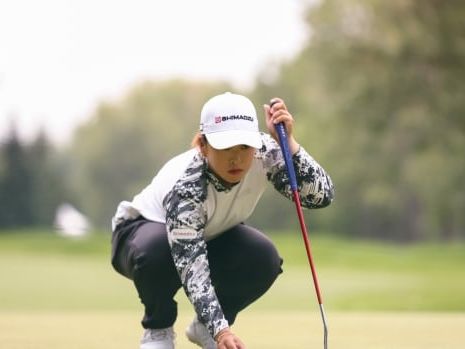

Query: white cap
left=200, top=92, right=262, bottom=150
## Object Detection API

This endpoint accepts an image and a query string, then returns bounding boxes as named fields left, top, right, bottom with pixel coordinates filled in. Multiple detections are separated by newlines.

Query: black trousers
left=111, top=218, right=283, bottom=329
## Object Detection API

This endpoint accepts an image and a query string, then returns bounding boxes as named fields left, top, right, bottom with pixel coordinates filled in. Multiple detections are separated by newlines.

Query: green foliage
left=5, top=0, right=461, bottom=241
left=266, top=0, right=465, bottom=240
left=0, top=128, right=34, bottom=226
left=0, top=128, right=68, bottom=229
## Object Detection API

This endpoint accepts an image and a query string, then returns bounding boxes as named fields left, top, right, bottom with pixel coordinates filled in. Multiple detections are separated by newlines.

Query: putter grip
left=270, top=101, right=298, bottom=191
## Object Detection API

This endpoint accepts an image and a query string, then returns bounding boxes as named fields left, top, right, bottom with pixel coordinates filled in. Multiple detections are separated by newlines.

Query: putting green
left=0, top=310, right=463, bottom=348
left=1, top=231, right=464, bottom=348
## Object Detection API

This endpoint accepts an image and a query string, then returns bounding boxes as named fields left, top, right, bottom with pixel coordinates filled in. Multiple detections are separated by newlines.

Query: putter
left=270, top=100, right=329, bottom=349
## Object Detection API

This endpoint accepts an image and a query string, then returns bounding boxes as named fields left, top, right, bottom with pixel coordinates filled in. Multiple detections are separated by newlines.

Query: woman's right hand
left=215, top=328, right=246, bottom=349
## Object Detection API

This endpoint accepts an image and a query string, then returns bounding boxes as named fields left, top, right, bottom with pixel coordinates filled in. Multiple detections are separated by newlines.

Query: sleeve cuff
left=212, top=318, right=229, bottom=338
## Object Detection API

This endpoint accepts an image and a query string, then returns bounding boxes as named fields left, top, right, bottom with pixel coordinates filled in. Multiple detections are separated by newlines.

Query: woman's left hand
left=263, top=98, right=299, bottom=155
left=215, top=328, right=246, bottom=349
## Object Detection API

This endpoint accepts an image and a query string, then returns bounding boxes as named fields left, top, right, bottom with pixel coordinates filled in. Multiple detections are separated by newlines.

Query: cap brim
left=205, top=130, right=262, bottom=150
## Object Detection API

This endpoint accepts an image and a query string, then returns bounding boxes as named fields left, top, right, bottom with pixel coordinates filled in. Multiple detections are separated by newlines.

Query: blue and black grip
left=270, top=100, right=298, bottom=191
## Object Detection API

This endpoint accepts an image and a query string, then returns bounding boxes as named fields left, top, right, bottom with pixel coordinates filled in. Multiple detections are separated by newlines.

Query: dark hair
left=191, top=132, right=207, bottom=148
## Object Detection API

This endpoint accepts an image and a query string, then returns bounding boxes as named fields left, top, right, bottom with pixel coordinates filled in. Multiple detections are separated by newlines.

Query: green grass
left=1, top=230, right=464, bottom=312
left=269, top=233, right=465, bottom=311
left=2, top=311, right=465, bottom=349
left=1, top=230, right=465, bottom=348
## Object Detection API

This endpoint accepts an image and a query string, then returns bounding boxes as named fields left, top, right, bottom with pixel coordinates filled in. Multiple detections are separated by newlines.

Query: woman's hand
left=215, top=328, right=246, bottom=349
left=264, top=98, right=300, bottom=155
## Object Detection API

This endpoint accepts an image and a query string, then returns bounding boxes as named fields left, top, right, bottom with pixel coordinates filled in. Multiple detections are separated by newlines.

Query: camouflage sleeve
left=261, top=134, right=334, bottom=208
left=163, top=156, right=228, bottom=337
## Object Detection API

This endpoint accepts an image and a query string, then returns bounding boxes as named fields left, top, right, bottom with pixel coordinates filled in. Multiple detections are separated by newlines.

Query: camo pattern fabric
left=163, top=133, right=334, bottom=337
left=163, top=153, right=230, bottom=336
left=260, top=134, right=334, bottom=208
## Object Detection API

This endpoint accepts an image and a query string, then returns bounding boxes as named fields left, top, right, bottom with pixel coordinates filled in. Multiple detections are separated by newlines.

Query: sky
left=0, top=0, right=311, bottom=145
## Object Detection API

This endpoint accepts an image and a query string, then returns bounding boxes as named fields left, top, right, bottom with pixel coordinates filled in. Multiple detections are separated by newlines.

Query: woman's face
left=202, top=143, right=256, bottom=185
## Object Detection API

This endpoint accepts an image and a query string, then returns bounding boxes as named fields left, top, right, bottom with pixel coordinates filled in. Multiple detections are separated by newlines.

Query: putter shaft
left=271, top=101, right=328, bottom=348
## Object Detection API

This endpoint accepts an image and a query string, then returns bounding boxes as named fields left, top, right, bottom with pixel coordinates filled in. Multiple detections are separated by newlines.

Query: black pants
left=111, top=218, right=283, bottom=329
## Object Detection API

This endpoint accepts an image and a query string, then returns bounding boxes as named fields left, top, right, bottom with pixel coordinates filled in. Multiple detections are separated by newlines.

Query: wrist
left=289, top=136, right=300, bottom=155
left=215, top=328, right=232, bottom=343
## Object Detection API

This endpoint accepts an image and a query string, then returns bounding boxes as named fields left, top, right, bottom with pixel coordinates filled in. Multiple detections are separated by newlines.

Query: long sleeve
left=163, top=156, right=228, bottom=337
left=261, top=134, right=334, bottom=208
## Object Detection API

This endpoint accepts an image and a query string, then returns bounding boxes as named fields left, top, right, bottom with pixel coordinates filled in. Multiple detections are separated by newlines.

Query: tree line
left=0, top=128, right=70, bottom=228
left=1, top=0, right=464, bottom=241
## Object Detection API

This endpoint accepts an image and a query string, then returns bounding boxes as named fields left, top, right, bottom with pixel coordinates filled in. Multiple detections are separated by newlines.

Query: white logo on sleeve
left=171, top=228, right=198, bottom=240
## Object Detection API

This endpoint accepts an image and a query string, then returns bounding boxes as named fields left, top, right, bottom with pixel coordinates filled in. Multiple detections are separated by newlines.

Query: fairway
left=1, top=310, right=464, bottom=348
left=1, top=231, right=464, bottom=348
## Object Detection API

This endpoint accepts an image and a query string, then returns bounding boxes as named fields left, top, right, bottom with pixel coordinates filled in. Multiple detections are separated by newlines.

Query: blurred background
left=1, top=0, right=463, bottom=241
left=1, top=0, right=465, bottom=348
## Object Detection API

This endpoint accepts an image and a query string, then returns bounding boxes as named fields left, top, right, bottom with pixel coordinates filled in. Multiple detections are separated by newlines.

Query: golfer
left=111, top=92, right=334, bottom=349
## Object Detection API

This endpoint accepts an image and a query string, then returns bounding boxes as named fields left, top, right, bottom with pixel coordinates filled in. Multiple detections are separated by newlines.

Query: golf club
left=270, top=100, right=329, bottom=349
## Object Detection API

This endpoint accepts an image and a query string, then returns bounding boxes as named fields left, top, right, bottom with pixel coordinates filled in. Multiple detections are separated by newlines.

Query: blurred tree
left=0, top=126, right=34, bottom=228
left=257, top=0, right=465, bottom=240
left=64, top=0, right=465, bottom=241
left=0, top=125, right=69, bottom=229
left=28, top=129, right=70, bottom=227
